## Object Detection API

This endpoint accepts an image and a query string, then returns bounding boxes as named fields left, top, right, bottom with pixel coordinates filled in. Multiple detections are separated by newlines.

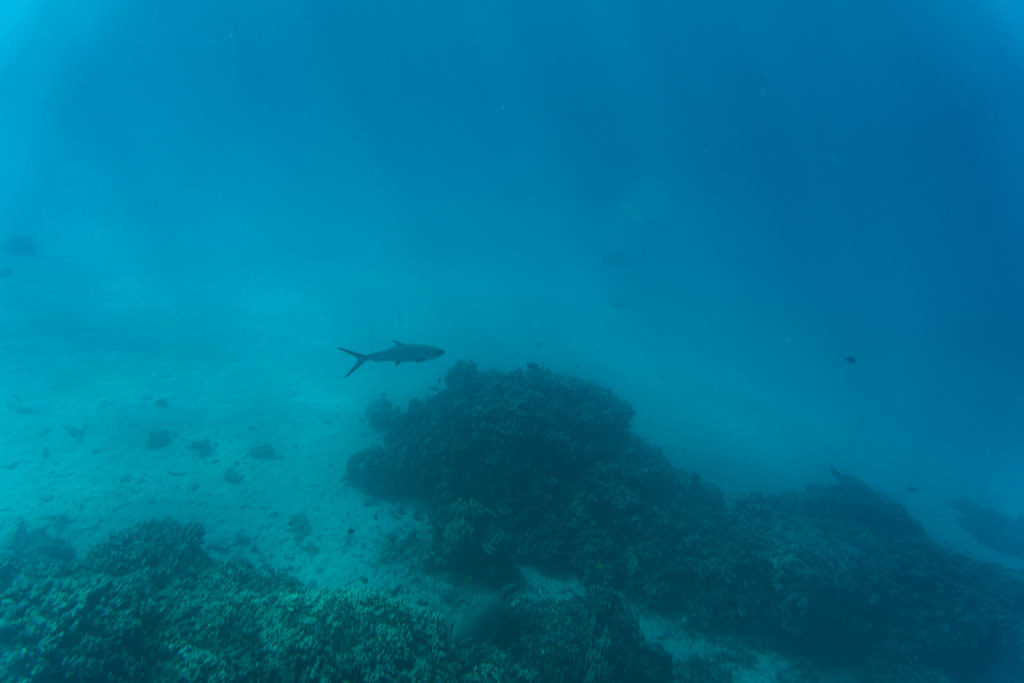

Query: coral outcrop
left=347, top=361, right=1024, bottom=681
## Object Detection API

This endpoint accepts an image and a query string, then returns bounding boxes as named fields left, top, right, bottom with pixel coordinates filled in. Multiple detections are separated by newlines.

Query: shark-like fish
left=338, top=341, right=446, bottom=378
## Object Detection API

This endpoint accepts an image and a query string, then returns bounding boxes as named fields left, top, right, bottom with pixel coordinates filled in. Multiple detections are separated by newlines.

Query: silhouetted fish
left=338, top=341, right=446, bottom=378
left=843, top=356, right=857, bottom=365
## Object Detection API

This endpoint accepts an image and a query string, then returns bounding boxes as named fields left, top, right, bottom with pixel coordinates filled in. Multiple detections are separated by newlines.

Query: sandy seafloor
left=1, top=268, right=1021, bottom=682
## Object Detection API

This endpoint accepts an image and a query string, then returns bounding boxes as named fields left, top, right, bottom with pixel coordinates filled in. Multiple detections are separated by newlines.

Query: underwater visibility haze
left=1, top=0, right=1023, bottom=680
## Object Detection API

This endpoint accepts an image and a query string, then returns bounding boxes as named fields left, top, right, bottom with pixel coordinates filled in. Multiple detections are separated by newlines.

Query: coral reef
left=186, top=438, right=216, bottom=459
left=7, top=519, right=76, bottom=564
left=145, top=429, right=174, bottom=450
left=348, top=362, right=730, bottom=611
left=511, top=586, right=673, bottom=682
left=729, top=483, right=1024, bottom=679
left=288, top=513, right=312, bottom=544
left=0, top=519, right=674, bottom=682
left=247, top=443, right=282, bottom=461
left=7, top=361, right=1022, bottom=681
left=950, top=497, right=1024, bottom=559
left=0, top=520, right=541, bottom=682
left=347, top=360, right=1024, bottom=681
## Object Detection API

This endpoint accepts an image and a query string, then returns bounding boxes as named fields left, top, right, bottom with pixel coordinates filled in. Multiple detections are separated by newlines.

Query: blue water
left=1, top=0, right=1023, bottom=673
left=4, top=2, right=1023, bottom=501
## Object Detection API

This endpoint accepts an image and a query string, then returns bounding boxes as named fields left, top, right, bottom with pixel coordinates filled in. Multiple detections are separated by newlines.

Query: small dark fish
left=843, top=356, right=857, bottom=365
left=338, top=341, right=445, bottom=377
left=906, top=487, right=918, bottom=493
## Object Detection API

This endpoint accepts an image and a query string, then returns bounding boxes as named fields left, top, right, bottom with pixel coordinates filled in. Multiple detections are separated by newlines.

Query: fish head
left=419, top=345, right=446, bottom=361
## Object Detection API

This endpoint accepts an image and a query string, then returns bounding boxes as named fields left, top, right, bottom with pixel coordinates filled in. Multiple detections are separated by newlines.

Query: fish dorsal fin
left=392, top=340, right=406, bottom=346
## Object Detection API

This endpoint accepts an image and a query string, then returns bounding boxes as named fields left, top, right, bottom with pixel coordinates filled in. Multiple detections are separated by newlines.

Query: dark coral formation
left=950, top=497, right=1024, bottom=559
left=288, top=512, right=312, bottom=543
left=145, top=429, right=174, bottom=450
left=348, top=362, right=729, bottom=604
left=347, top=361, right=1024, bottom=682
left=7, top=519, right=76, bottom=564
left=186, top=438, right=216, bottom=459
left=512, top=586, right=672, bottom=681
left=730, top=485, right=1024, bottom=679
left=247, top=443, right=282, bottom=460
left=0, top=520, right=677, bottom=682
left=0, top=521, right=508, bottom=681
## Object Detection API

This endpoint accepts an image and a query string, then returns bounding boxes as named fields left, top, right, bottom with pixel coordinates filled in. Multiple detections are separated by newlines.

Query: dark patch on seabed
left=3, top=362, right=1024, bottom=682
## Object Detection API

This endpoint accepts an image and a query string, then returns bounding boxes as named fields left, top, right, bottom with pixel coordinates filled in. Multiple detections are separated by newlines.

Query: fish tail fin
left=338, top=348, right=368, bottom=377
